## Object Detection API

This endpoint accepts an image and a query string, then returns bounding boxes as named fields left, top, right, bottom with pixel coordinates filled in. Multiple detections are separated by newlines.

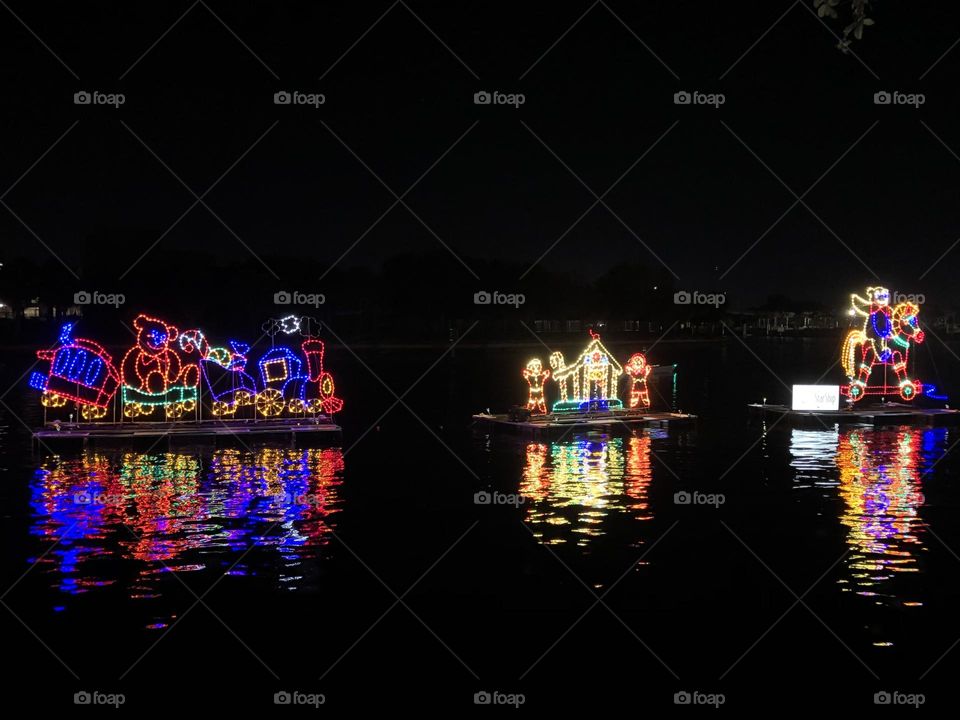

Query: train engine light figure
left=523, top=358, right=550, bottom=415
left=301, top=339, right=343, bottom=415
left=624, top=353, right=652, bottom=409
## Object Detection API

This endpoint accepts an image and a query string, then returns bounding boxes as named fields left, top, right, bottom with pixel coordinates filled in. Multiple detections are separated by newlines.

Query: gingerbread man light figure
left=522, top=358, right=550, bottom=414
left=624, top=353, right=652, bottom=409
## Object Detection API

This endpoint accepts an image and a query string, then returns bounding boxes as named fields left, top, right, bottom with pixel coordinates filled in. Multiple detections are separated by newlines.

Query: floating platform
left=472, top=409, right=696, bottom=436
left=32, top=417, right=342, bottom=448
left=747, top=402, right=960, bottom=427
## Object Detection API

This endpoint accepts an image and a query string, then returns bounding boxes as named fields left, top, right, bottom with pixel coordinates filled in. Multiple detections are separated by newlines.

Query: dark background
left=1, top=0, right=959, bottom=328
left=3, top=1, right=960, bottom=713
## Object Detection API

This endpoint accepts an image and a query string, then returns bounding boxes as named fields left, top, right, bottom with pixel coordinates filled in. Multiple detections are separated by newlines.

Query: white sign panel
left=792, top=385, right=840, bottom=411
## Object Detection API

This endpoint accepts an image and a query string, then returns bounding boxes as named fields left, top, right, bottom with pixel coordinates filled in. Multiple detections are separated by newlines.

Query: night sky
left=2, top=1, right=959, bottom=310
left=6, top=6, right=960, bottom=709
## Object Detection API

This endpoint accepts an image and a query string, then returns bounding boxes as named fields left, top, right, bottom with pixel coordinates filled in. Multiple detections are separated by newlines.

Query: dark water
left=3, top=336, right=960, bottom=710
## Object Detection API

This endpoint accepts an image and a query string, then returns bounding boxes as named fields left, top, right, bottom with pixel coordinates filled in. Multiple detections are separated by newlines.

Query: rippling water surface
left=3, top=340, right=960, bottom=709
left=29, top=447, right=344, bottom=627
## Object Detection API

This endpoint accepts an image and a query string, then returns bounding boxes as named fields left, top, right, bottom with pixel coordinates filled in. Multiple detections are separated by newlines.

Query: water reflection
left=520, top=432, right=654, bottom=546
left=787, top=428, right=839, bottom=489
left=30, top=446, right=344, bottom=623
left=835, top=430, right=927, bottom=602
left=790, top=427, right=948, bottom=614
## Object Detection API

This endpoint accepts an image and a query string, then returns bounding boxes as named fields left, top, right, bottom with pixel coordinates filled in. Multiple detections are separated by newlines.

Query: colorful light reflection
left=29, top=447, right=344, bottom=616
left=835, top=429, right=927, bottom=598
left=520, top=433, right=653, bottom=546
left=790, top=427, right=948, bottom=612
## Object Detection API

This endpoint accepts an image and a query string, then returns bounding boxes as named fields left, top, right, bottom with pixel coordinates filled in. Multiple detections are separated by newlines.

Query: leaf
left=863, top=17, right=874, bottom=25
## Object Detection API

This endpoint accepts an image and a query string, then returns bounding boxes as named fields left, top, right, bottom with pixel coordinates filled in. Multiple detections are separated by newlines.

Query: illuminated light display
left=178, top=328, right=208, bottom=357
left=29, top=313, right=345, bottom=421
left=522, top=358, right=550, bottom=414
left=263, top=358, right=289, bottom=382
left=201, top=340, right=257, bottom=416
left=548, top=352, right=569, bottom=403
left=31, top=322, right=121, bottom=420
left=256, top=347, right=304, bottom=416
left=550, top=330, right=623, bottom=413
left=252, top=315, right=343, bottom=417
left=120, top=314, right=202, bottom=418
left=624, top=353, right=652, bottom=409
left=841, top=287, right=925, bottom=401
left=525, top=333, right=657, bottom=414
left=254, top=339, right=343, bottom=417
left=302, top=339, right=343, bottom=414
left=279, top=314, right=301, bottom=335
